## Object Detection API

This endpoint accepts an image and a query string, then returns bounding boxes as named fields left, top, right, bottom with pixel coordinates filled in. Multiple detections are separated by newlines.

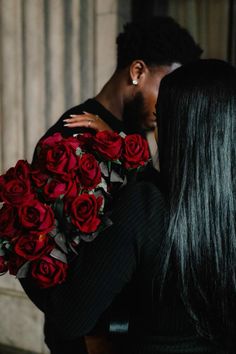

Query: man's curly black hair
left=116, top=16, right=203, bottom=69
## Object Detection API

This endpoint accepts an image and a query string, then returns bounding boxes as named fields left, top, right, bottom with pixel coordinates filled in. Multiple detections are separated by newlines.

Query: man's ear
left=129, top=60, right=147, bottom=85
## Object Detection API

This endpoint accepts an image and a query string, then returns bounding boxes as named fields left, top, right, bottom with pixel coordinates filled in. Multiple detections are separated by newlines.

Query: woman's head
left=156, top=59, right=236, bottom=195
left=155, top=59, right=236, bottom=347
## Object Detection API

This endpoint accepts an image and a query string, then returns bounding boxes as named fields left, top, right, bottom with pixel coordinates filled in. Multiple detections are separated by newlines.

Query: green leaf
left=76, top=147, right=82, bottom=156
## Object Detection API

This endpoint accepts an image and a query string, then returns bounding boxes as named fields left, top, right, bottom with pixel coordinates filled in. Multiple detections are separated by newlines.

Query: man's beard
left=123, top=92, right=147, bottom=135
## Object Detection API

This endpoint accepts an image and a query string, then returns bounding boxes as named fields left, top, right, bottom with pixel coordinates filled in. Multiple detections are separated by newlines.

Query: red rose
left=14, top=234, right=54, bottom=261
left=0, top=256, right=8, bottom=274
left=1, top=160, right=30, bottom=182
left=39, top=133, right=63, bottom=149
left=0, top=161, right=32, bottom=204
left=70, top=193, right=103, bottom=233
left=1, top=176, right=33, bottom=205
left=31, top=255, right=68, bottom=288
left=65, top=179, right=80, bottom=200
left=77, top=153, right=101, bottom=190
left=62, top=136, right=81, bottom=150
left=93, top=131, right=123, bottom=160
left=44, top=138, right=79, bottom=177
left=123, top=134, right=149, bottom=169
left=14, top=160, right=31, bottom=181
left=76, top=132, right=93, bottom=149
left=60, top=178, right=82, bottom=215
left=0, top=204, right=18, bottom=238
left=30, top=168, right=49, bottom=188
left=18, top=200, right=55, bottom=234
left=43, top=178, right=72, bottom=201
left=33, top=135, right=63, bottom=170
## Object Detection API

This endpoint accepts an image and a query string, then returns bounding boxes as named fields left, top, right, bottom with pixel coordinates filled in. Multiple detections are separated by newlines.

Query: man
left=37, top=15, right=202, bottom=142
left=21, top=16, right=202, bottom=354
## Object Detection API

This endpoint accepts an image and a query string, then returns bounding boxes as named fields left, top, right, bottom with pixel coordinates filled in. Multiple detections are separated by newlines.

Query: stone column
left=0, top=1, right=50, bottom=350
left=22, top=0, right=46, bottom=161
left=0, top=0, right=131, bottom=352
left=0, top=0, right=24, bottom=172
left=94, top=0, right=131, bottom=92
left=168, top=0, right=229, bottom=60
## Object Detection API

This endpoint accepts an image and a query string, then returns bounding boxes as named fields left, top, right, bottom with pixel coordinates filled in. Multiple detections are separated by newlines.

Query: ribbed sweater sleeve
left=21, top=182, right=165, bottom=340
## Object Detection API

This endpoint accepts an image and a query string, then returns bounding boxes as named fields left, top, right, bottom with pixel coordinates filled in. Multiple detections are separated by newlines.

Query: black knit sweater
left=20, top=99, right=219, bottom=353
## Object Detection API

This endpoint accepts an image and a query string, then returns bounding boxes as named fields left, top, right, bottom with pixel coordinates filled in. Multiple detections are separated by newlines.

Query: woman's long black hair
left=156, top=59, right=236, bottom=348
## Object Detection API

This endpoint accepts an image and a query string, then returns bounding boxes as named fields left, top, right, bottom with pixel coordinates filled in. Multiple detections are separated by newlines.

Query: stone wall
left=0, top=0, right=131, bottom=352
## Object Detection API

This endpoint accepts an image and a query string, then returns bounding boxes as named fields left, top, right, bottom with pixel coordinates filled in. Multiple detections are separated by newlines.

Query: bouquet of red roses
left=0, top=131, right=149, bottom=288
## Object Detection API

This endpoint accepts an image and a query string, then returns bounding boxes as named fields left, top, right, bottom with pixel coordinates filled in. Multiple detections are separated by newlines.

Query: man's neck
left=95, top=72, right=126, bottom=121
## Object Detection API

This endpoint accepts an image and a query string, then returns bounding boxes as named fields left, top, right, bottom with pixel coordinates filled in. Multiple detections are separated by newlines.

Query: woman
left=21, top=59, right=236, bottom=353
left=153, top=59, right=236, bottom=353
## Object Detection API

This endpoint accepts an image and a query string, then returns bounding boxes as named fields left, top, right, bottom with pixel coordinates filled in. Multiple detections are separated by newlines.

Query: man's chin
left=123, top=92, right=157, bottom=133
